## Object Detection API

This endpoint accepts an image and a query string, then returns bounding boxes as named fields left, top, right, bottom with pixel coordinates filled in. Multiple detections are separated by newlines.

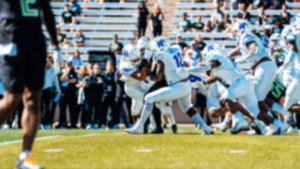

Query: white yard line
left=0, top=135, right=61, bottom=146
left=137, top=149, right=153, bottom=153
left=229, top=150, right=246, bottom=153
left=0, top=132, right=125, bottom=146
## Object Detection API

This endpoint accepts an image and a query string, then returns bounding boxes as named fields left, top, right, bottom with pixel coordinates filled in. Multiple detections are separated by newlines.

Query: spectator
left=272, top=17, right=283, bottom=34
left=280, top=4, right=291, bottom=25
left=59, top=4, right=76, bottom=25
left=203, top=20, right=213, bottom=32
left=101, top=61, right=117, bottom=129
left=110, top=70, right=133, bottom=129
left=87, top=63, right=94, bottom=75
left=194, top=34, right=206, bottom=51
left=68, top=49, right=83, bottom=70
left=185, top=41, right=202, bottom=66
left=222, top=14, right=232, bottom=29
left=108, top=34, right=123, bottom=55
left=257, top=6, right=268, bottom=25
left=192, top=16, right=204, bottom=32
left=210, top=6, right=224, bottom=23
left=230, top=0, right=239, bottom=10
left=176, top=13, right=191, bottom=32
left=58, top=61, right=78, bottom=128
left=171, top=34, right=187, bottom=50
left=149, top=4, right=164, bottom=37
left=273, top=0, right=285, bottom=9
left=237, top=3, right=251, bottom=21
left=134, top=1, right=149, bottom=38
left=41, top=56, right=62, bottom=129
left=70, top=0, right=81, bottom=16
left=57, top=27, right=69, bottom=48
left=213, top=0, right=227, bottom=10
left=85, top=64, right=104, bottom=129
left=73, top=28, right=86, bottom=47
left=257, top=0, right=272, bottom=10
left=237, top=0, right=253, bottom=9
left=75, top=66, right=89, bottom=128
left=261, top=25, right=272, bottom=47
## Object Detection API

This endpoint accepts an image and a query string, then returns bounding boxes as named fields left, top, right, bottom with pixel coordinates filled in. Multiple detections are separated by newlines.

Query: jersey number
left=173, top=52, right=184, bottom=68
left=20, top=0, right=38, bottom=17
left=269, top=79, right=285, bottom=99
left=189, top=75, right=202, bottom=82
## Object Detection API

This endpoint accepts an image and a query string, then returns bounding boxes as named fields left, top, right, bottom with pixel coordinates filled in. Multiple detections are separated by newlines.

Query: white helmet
left=137, top=36, right=152, bottom=50
left=122, top=44, right=141, bottom=66
left=270, top=33, right=281, bottom=43
left=137, top=36, right=153, bottom=59
left=232, top=21, right=252, bottom=38
left=291, top=14, right=300, bottom=30
left=202, top=44, right=222, bottom=59
left=150, top=36, right=170, bottom=52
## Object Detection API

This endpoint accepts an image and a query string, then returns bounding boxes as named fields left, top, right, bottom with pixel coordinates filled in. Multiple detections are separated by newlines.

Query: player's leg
left=178, top=96, right=213, bottom=134
left=254, top=62, right=291, bottom=122
left=0, top=92, right=22, bottom=125
left=21, top=88, right=42, bottom=152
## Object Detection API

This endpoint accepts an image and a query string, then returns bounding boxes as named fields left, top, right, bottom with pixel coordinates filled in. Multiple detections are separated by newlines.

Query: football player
left=126, top=37, right=213, bottom=134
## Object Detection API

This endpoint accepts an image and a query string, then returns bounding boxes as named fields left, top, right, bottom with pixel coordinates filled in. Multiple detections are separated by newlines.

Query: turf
left=1, top=127, right=300, bottom=169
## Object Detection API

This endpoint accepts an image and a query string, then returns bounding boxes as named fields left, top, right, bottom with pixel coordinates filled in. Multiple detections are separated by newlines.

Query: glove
left=53, top=48, right=62, bottom=73
left=176, top=67, right=188, bottom=74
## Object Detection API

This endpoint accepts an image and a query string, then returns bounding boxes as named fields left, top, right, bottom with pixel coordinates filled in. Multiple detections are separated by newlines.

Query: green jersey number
left=20, top=0, right=38, bottom=17
left=269, top=79, right=285, bottom=99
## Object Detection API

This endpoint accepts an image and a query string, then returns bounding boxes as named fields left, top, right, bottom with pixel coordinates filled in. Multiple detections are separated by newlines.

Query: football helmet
left=150, top=36, right=170, bottom=52
left=202, top=44, right=222, bottom=60
left=232, top=21, right=252, bottom=38
left=122, top=44, right=141, bottom=66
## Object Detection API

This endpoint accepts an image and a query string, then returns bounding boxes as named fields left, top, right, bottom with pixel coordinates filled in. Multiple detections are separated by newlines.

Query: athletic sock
left=165, top=107, right=176, bottom=125
left=233, top=111, right=245, bottom=122
left=19, top=150, right=30, bottom=160
left=138, top=103, right=154, bottom=126
left=224, top=116, right=232, bottom=124
left=272, top=102, right=291, bottom=116
left=191, top=113, right=205, bottom=127
left=273, top=119, right=284, bottom=127
left=267, top=111, right=274, bottom=118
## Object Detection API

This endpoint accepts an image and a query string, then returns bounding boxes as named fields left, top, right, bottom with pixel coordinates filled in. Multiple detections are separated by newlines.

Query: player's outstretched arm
left=40, top=0, right=58, bottom=47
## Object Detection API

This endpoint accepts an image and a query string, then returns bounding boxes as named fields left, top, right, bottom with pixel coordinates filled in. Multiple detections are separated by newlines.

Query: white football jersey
left=119, top=58, right=141, bottom=88
left=207, top=54, right=245, bottom=85
left=189, top=73, right=226, bottom=98
left=239, top=33, right=270, bottom=67
left=153, top=47, right=189, bottom=85
left=294, top=32, right=300, bottom=72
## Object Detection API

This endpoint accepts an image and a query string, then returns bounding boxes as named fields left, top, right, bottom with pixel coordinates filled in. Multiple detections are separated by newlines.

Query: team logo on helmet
left=157, top=39, right=166, bottom=48
left=239, top=22, right=248, bottom=30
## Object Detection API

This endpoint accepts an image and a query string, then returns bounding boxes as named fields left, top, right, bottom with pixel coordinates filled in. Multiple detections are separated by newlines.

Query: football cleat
left=280, top=123, right=291, bottom=135
left=171, top=124, right=177, bottom=134
left=125, top=123, right=144, bottom=134
left=254, top=121, right=267, bottom=135
left=212, top=122, right=227, bottom=132
left=15, top=153, right=44, bottom=169
left=93, top=124, right=99, bottom=129
left=86, top=123, right=92, bottom=130
left=202, top=125, right=214, bottom=135
left=43, top=124, right=52, bottom=130
left=266, top=124, right=279, bottom=135
left=151, top=128, right=164, bottom=134
left=230, top=120, right=249, bottom=134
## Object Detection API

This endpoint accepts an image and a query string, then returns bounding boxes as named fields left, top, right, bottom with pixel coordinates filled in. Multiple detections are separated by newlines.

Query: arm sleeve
left=277, top=51, right=296, bottom=74
left=40, top=0, right=58, bottom=46
left=186, top=64, right=212, bottom=73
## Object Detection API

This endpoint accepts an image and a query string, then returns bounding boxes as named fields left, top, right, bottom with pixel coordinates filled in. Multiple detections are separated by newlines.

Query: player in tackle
left=0, top=0, right=59, bottom=168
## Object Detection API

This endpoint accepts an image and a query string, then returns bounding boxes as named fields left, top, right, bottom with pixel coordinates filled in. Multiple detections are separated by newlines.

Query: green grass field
left=1, top=126, right=300, bottom=169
